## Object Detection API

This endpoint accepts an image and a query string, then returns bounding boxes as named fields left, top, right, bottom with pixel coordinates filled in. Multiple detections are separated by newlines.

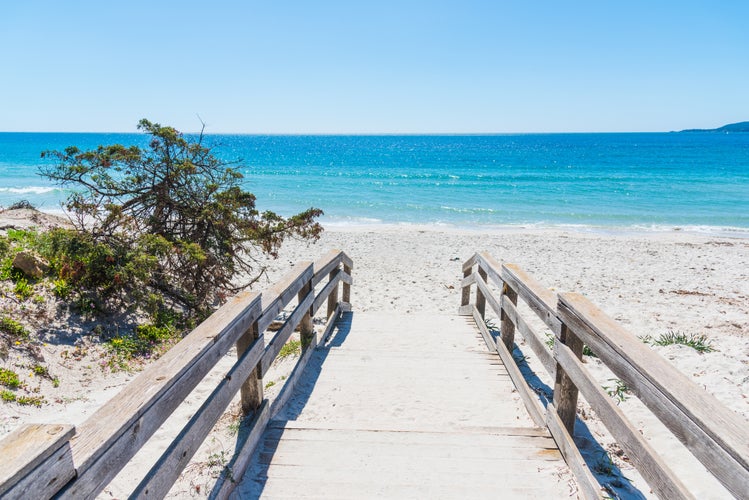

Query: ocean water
left=1, top=132, right=748, bottom=234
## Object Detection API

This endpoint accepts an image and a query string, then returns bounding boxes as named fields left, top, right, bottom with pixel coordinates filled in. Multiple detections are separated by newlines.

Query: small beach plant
left=652, top=330, right=715, bottom=353
left=0, top=368, right=21, bottom=389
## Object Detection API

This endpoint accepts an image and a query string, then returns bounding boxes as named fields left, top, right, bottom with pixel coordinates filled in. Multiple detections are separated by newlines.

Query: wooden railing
left=0, top=249, right=353, bottom=500
left=460, top=252, right=749, bottom=500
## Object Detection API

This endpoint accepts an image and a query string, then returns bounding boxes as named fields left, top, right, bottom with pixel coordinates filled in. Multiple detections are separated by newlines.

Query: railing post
left=552, top=323, right=584, bottom=434
left=461, top=267, right=472, bottom=308
left=342, top=263, right=352, bottom=304
left=500, top=282, right=518, bottom=352
left=327, top=268, right=339, bottom=318
left=298, top=279, right=314, bottom=350
left=237, top=320, right=263, bottom=415
left=476, top=267, right=487, bottom=319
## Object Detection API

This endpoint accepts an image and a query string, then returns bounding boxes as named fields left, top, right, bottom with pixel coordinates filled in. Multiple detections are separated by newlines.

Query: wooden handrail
left=0, top=250, right=353, bottom=500
left=460, top=252, right=749, bottom=499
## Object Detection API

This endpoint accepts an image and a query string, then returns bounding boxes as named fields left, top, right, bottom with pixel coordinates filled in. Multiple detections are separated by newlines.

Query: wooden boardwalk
left=233, top=312, right=575, bottom=499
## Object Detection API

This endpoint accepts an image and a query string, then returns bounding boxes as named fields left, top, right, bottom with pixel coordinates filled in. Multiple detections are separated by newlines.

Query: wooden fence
left=459, top=251, right=749, bottom=500
left=0, top=249, right=353, bottom=500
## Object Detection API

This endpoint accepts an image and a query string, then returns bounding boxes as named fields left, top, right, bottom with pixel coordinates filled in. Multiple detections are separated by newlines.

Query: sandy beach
left=2, top=220, right=748, bottom=498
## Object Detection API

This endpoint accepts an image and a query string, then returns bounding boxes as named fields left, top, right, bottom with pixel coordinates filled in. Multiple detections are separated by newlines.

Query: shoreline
left=4, top=206, right=749, bottom=240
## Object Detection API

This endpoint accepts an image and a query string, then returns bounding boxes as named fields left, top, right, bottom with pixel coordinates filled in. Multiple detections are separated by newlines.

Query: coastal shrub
left=1, top=390, right=15, bottom=402
left=40, top=119, right=323, bottom=312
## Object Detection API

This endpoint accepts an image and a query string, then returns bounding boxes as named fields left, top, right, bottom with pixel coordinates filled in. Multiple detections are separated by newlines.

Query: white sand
left=2, top=224, right=748, bottom=498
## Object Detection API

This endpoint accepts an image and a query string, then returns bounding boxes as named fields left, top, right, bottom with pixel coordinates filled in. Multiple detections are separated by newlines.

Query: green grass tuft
left=652, top=330, right=715, bottom=353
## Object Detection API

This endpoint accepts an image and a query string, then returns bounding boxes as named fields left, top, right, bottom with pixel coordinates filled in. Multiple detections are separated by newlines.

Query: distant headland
left=679, top=121, right=749, bottom=133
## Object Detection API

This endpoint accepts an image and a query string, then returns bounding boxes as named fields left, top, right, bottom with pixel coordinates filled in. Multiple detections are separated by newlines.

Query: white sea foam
left=0, top=186, right=59, bottom=194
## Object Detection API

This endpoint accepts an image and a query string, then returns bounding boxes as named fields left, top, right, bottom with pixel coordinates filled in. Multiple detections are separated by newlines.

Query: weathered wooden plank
left=312, top=269, right=341, bottom=315
left=558, top=292, right=749, bottom=498
left=60, top=291, right=262, bottom=499
left=474, top=270, right=502, bottom=320
left=210, top=400, right=271, bottom=500
left=488, top=319, right=546, bottom=427
left=0, top=424, right=75, bottom=500
left=475, top=267, right=488, bottom=318
left=269, top=420, right=551, bottom=437
left=260, top=290, right=315, bottom=376
left=501, top=263, right=561, bottom=335
left=237, top=319, right=263, bottom=415
left=501, top=295, right=555, bottom=376
left=131, top=335, right=266, bottom=498
left=552, top=323, right=583, bottom=434
left=460, top=272, right=477, bottom=289
left=342, top=263, right=352, bottom=304
left=264, top=427, right=555, bottom=445
left=311, top=249, right=343, bottom=287
left=461, top=253, right=479, bottom=273
left=554, top=341, right=693, bottom=499
left=257, top=262, right=314, bottom=333
left=546, top=404, right=603, bottom=500
left=500, top=282, right=518, bottom=352
left=474, top=252, right=501, bottom=286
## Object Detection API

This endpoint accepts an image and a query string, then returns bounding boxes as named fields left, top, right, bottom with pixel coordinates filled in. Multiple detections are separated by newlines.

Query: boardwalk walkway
left=233, top=312, right=575, bottom=499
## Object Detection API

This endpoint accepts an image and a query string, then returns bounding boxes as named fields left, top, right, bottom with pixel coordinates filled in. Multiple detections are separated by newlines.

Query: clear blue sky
left=1, top=1, right=747, bottom=133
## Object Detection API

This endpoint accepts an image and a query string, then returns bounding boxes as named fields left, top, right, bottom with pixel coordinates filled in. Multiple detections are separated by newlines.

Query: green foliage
left=0, top=316, right=30, bottom=340
left=278, top=339, right=301, bottom=359
left=13, top=278, right=33, bottom=300
left=1, top=390, right=15, bottom=402
left=15, top=394, right=45, bottom=407
left=105, top=321, right=178, bottom=368
left=0, top=235, right=9, bottom=259
left=31, top=364, right=49, bottom=378
left=651, top=330, right=715, bottom=353
left=52, top=278, right=71, bottom=299
left=40, top=119, right=323, bottom=311
left=0, top=368, right=21, bottom=389
left=603, top=378, right=629, bottom=403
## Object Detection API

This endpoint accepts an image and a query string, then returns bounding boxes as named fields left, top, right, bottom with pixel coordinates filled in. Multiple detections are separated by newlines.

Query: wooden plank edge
left=0, top=423, right=75, bottom=491
left=462, top=253, right=479, bottom=273
left=3, top=441, right=75, bottom=500
left=546, top=404, right=603, bottom=500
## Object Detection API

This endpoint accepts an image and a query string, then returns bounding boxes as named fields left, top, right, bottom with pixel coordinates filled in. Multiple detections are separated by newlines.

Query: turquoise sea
left=1, top=132, right=748, bottom=235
